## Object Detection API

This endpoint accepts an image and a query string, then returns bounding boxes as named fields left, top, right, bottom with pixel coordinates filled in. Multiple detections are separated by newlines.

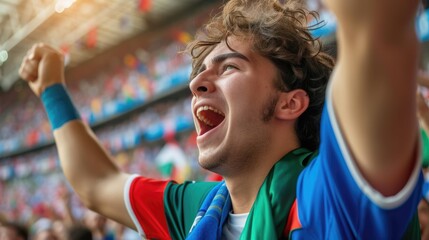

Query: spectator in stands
left=19, top=0, right=422, bottom=238
left=82, top=210, right=114, bottom=240
left=110, top=223, right=140, bottom=240
left=66, top=224, right=92, bottom=240
left=416, top=70, right=429, bottom=239
left=31, top=218, right=59, bottom=240
left=0, top=222, right=28, bottom=240
left=419, top=191, right=429, bottom=239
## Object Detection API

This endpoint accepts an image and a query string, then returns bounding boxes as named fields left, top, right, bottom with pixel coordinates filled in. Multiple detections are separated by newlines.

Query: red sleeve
left=283, top=199, right=302, bottom=237
left=125, top=175, right=171, bottom=240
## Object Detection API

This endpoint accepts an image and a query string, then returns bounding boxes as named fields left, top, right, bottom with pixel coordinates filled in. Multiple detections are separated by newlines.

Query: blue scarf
left=184, top=148, right=421, bottom=239
left=187, top=181, right=231, bottom=240
left=186, top=148, right=315, bottom=240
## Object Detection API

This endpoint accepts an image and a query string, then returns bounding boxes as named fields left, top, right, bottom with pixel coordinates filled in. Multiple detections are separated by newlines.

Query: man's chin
left=198, top=157, right=223, bottom=172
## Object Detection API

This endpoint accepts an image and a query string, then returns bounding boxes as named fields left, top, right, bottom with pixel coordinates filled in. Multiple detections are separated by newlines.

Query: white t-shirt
left=222, top=212, right=249, bottom=240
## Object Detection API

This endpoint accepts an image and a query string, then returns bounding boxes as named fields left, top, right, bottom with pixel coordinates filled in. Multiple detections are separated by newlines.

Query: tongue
left=200, top=110, right=224, bottom=127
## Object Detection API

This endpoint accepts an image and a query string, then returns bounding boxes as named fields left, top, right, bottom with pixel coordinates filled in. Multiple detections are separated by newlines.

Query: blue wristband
left=41, top=83, right=81, bottom=130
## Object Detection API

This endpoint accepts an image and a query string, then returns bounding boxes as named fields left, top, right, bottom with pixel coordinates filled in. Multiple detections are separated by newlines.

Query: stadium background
left=0, top=0, right=429, bottom=234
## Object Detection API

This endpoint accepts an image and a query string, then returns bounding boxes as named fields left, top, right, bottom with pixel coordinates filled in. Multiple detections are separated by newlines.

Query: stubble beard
left=197, top=151, right=227, bottom=173
left=197, top=93, right=279, bottom=175
left=261, top=92, right=279, bottom=122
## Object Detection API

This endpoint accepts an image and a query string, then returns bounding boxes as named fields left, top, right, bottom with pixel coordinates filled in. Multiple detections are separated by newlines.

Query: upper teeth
left=196, top=106, right=224, bottom=127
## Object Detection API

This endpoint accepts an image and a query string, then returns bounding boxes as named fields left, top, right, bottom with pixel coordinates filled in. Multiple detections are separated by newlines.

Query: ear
left=275, top=89, right=309, bottom=120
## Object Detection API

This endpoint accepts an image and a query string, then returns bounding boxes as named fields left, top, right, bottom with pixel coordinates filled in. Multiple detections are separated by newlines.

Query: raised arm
left=324, top=0, right=420, bottom=195
left=18, top=43, right=134, bottom=228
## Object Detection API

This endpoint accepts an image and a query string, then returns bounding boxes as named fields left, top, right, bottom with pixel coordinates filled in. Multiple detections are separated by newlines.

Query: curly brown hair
left=186, top=0, right=335, bottom=151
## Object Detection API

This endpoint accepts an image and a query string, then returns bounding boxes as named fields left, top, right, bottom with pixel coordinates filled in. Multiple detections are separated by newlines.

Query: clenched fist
left=19, top=43, right=65, bottom=97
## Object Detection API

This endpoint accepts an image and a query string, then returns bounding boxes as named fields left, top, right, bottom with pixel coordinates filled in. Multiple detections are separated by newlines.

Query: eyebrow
left=212, top=52, right=250, bottom=65
left=196, top=52, right=250, bottom=76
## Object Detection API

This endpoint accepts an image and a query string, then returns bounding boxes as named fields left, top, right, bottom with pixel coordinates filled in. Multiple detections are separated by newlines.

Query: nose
left=189, top=69, right=215, bottom=97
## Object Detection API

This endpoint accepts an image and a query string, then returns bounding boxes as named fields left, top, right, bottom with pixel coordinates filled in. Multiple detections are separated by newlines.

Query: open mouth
left=196, top=105, right=225, bottom=135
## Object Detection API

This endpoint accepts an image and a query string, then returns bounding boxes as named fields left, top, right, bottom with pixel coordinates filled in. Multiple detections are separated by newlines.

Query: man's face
left=84, top=210, right=107, bottom=231
left=33, top=230, right=58, bottom=240
left=189, top=36, right=280, bottom=175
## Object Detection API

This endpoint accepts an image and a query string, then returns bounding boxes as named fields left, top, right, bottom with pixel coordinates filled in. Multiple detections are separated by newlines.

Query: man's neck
left=225, top=174, right=266, bottom=214
left=223, top=136, right=300, bottom=213
left=223, top=153, right=281, bottom=214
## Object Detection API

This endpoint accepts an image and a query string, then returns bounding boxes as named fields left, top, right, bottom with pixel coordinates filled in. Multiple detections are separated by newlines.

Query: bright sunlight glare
left=55, top=0, right=77, bottom=13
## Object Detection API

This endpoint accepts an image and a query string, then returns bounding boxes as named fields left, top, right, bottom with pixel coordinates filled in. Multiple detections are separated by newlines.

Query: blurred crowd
left=10, top=0, right=429, bottom=239
left=0, top=39, right=192, bottom=157
left=0, top=17, right=208, bottom=238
